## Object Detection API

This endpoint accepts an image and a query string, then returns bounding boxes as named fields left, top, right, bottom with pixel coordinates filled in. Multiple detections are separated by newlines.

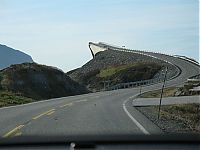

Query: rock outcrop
left=0, top=63, right=89, bottom=100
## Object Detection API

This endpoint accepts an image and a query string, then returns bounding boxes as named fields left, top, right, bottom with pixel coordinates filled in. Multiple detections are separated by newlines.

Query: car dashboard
left=0, top=134, right=199, bottom=150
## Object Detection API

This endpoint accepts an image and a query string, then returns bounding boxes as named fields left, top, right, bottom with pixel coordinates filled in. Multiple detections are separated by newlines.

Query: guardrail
left=108, top=78, right=164, bottom=90
left=99, top=42, right=199, bottom=67
left=188, top=74, right=200, bottom=79
left=187, top=74, right=200, bottom=82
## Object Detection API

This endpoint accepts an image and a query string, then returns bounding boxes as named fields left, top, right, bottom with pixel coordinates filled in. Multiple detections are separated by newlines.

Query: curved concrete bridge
left=89, top=42, right=199, bottom=87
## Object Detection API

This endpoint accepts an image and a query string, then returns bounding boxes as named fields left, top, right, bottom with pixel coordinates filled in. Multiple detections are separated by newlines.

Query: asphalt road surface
left=0, top=51, right=199, bottom=138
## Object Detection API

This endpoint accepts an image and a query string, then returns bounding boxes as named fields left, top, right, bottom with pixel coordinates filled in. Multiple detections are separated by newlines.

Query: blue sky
left=0, top=0, right=199, bottom=71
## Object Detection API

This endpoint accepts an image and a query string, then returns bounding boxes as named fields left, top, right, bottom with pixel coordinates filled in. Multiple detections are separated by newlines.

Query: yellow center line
left=59, top=103, right=73, bottom=108
left=3, top=125, right=24, bottom=138
left=32, top=109, right=55, bottom=120
left=46, top=110, right=55, bottom=116
left=14, top=132, right=22, bottom=137
left=3, top=108, right=56, bottom=138
left=75, top=99, right=88, bottom=103
left=91, top=96, right=100, bottom=99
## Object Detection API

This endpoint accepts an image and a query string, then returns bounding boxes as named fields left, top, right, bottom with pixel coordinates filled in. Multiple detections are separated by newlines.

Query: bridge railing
left=188, top=74, right=200, bottom=79
left=173, top=55, right=199, bottom=67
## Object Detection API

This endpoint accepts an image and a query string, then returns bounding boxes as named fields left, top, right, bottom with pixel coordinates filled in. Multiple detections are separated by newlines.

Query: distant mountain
left=0, top=44, right=33, bottom=70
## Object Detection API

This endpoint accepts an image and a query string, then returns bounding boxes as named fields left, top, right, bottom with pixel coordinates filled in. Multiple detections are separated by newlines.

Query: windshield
left=0, top=0, right=199, bottom=140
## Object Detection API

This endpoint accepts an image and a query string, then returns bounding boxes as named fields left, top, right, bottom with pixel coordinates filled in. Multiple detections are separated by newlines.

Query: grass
left=154, top=103, right=200, bottom=132
left=140, top=87, right=178, bottom=98
left=0, top=90, right=34, bottom=108
left=97, top=62, right=160, bottom=78
left=97, top=64, right=135, bottom=78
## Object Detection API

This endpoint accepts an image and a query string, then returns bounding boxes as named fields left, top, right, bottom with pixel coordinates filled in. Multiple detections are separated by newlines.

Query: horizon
left=0, top=0, right=199, bottom=71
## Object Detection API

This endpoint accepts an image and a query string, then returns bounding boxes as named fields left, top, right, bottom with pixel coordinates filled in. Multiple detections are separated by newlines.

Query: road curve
left=0, top=45, right=199, bottom=137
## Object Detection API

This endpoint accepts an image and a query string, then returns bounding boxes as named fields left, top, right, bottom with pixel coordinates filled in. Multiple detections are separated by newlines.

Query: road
left=0, top=50, right=199, bottom=138
left=0, top=88, right=162, bottom=137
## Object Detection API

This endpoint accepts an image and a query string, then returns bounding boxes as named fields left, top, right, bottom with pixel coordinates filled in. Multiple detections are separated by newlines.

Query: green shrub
left=0, top=91, right=34, bottom=107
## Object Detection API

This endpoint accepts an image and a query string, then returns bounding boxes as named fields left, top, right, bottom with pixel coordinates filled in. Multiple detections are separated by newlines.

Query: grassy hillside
left=0, top=63, right=89, bottom=101
left=97, top=64, right=135, bottom=78
left=69, top=62, right=162, bottom=91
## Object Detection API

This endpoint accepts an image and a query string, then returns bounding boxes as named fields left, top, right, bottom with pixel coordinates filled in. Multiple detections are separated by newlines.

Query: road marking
left=123, top=98, right=150, bottom=135
left=75, top=99, right=88, bottom=103
left=32, top=109, right=55, bottom=120
left=3, top=125, right=24, bottom=138
left=130, top=95, right=138, bottom=99
left=59, top=103, right=73, bottom=108
left=46, top=110, right=55, bottom=116
left=14, top=132, right=22, bottom=137
left=96, top=96, right=100, bottom=98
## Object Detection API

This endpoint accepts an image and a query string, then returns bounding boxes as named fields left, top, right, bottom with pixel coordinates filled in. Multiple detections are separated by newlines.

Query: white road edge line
left=123, top=98, right=150, bottom=135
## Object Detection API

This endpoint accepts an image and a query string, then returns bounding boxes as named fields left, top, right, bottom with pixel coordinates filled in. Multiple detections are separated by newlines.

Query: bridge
left=89, top=42, right=199, bottom=88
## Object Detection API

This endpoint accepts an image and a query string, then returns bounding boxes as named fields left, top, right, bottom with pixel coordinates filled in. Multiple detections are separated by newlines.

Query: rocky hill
left=67, top=50, right=175, bottom=91
left=0, top=44, right=33, bottom=70
left=0, top=63, right=89, bottom=100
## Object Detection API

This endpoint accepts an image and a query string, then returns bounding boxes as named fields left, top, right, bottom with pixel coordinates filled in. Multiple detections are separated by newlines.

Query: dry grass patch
left=140, top=87, right=178, bottom=98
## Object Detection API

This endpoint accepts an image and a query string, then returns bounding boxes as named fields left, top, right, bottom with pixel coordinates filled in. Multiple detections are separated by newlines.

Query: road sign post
left=139, top=85, right=142, bottom=97
left=158, top=67, right=168, bottom=120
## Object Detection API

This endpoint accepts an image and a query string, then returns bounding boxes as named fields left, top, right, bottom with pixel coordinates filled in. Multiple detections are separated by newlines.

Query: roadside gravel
left=136, top=105, right=200, bottom=134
